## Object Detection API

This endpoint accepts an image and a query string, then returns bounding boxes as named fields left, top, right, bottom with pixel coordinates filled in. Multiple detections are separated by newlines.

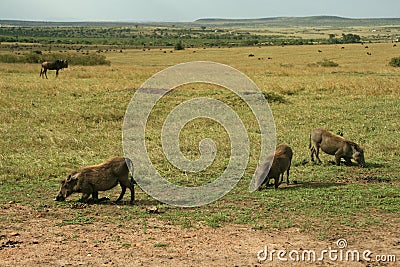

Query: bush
left=24, top=53, right=42, bottom=63
left=0, top=54, right=20, bottom=63
left=262, top=91, right=287, bottom=103
left=389, top=57, right=400, bottom=67
left=341, top=33, right=361, bottom=44
left=69, top=53, right=111, bottom=66
left=0, top=52, right=110, bottom=66
left=316, top=59, right=339, bottom=67
left=174, top=40, right=184, bottom=50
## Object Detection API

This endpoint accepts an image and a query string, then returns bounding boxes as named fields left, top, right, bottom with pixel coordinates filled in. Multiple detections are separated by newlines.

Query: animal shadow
left=281, top=181, right=347, bottom=190
left=363, top=162, right=385, bottom=169
left=93, top=198, right=160, bottom=206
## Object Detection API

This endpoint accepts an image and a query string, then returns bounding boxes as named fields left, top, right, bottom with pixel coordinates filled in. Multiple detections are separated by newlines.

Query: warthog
left=310, top=128, right=365, bottom=167
left=40, top=59, right=68, bottom=79
left=260, top=144, right=293, bottom=189
left=55, top=157, right=135, bottom=204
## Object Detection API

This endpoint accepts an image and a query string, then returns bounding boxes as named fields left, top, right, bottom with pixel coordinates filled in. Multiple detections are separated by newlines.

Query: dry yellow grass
left=0, top=43, right=399, bottom=239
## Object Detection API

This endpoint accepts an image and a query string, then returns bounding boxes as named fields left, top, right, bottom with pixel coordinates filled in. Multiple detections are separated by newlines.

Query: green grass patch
left=56, top=215, right=97, bottom=226
left=1, top=43, right=399, bottom=240
left=154, top=243, right=168, bottom=248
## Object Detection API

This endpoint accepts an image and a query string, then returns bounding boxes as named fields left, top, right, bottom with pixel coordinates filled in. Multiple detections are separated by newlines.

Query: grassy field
left=0, top=42, right=399, bottom=241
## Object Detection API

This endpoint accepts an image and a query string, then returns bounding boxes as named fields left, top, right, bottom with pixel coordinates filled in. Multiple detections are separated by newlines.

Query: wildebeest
left=310, top=128, right=365, bottom=167
left=55, top=157, right=135, bottom=204
left=40, top=59, right=68, bottom=79
left=260, top=144, right=293, bottom=189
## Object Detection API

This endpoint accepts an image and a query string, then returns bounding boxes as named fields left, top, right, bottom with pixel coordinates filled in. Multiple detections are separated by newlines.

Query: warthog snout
left=354, top=151, right=366, bottom=167
left=55, top=194, right=65, bottom=201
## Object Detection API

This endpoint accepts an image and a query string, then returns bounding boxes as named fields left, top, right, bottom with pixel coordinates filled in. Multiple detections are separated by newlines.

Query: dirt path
left=1, top=203, right=399, bottom=266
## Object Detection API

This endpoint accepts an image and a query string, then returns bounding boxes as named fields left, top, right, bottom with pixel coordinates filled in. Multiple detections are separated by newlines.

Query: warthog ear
left=351, top=144, right=360, bottom=153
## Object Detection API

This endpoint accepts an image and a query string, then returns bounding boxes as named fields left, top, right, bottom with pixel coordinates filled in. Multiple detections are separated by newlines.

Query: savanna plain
left=1, top=40, right=400, bottom=266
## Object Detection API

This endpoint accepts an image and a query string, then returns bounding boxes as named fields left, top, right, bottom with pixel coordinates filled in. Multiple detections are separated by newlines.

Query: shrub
left=69, top=53, right=111, bottom=66
left=389, top=57, right=400, bottom=67
left=316, top=59, right=339, bottom=67
left=262, top=91, right=287, bottom=103
left=341, top=33, right=361, bottom=44
left=24, top=53, right=42, bottom=63
left=174, top=40, right=184, bottom=50
left=0, top=52, right=110, bottom=66
left=0, top=54, right=20, bottom=63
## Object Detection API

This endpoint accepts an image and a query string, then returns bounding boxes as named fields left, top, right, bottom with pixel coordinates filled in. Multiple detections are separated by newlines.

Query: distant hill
left=194, top=16, right=400, bottom=27
left=1, top=16, right=400, bottom=28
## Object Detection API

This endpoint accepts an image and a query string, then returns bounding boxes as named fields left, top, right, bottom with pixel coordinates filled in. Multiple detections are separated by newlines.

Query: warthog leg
left=274, top=176, right=280, bottom=189
left=116, top=185, right=126, bottom=202
left=79, top=192, right=91, bottom=203
left=285, top=168, right=290, bottom=185
left=310, top=145, right=322, bottom=163
left=344, top=157, right=353, bottom=166
left=115, top=179, right=135, bottom=204
left=334, top=151, right=343, bottom=166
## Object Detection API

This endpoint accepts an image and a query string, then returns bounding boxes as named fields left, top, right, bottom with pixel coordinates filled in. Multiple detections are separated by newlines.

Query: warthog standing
left=55, top=157, right=135, bottom=204
left=40, top=59, right=68, bottom=79
left=260, top=144, right=293, bottom=189
left=310, top=128, right=365, bottom=167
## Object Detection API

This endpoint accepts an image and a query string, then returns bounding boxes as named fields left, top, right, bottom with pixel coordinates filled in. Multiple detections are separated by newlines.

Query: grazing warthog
left=55, top=157, right=135, bottom=204
left=310, top=128, right=365, bottom=167
left=260, top=144, right=293, bottom=189
left=40, top=59, right=68, bottom=79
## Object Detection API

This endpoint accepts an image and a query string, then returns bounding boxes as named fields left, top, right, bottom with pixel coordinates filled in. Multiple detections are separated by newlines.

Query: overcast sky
left=1, top=0, right=399, bottom=22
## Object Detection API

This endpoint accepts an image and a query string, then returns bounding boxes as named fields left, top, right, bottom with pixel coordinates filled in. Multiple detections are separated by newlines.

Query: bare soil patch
left=1, top=203, right=399, bottom=266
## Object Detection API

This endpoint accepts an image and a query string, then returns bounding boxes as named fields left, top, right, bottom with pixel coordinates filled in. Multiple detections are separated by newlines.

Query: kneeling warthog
left=55, top=157, right=135, bottom=203
left=261, top=144, right=293, bottom=189
left=310, top=128, right=365, bottom=167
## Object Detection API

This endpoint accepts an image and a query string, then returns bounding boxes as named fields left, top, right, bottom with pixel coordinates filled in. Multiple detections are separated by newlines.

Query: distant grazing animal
left=40, top=59, right=68, bottom=79
left=310, top=129, right=365, bottom=167
left=260, top=144, right=293, bottom=189
left=55, top=157, right=135, bottom=204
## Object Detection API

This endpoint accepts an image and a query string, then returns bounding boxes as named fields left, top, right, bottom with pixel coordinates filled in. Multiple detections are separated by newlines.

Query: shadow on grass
left=364, top=162, right=385, bottom=169
left=94, top=198, right=160, bottom=207
left=61, top=198, right=159, bottom=208
left=259, top=181, right=347, bottom=191
left=294, top=158, right=385, bottom=169
left=285, top=181, right=347, bottom=189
